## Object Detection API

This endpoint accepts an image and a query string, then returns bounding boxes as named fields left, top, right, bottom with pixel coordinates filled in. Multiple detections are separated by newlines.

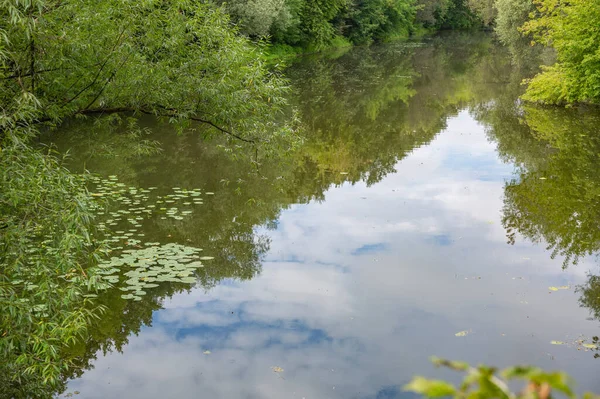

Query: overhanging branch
left=62, top=107, right=257, bottom=144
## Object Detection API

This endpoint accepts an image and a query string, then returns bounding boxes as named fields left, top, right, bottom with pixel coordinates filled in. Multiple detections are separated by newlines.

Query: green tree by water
left=1, top=0, right=291, bottom=142
left=342, top=0, right=417, bottom=44
left=414, top=0, right=482, bottom=29
left=521, top=0, right=600, bottom=105
left=494, top=0, right=542, bottom=64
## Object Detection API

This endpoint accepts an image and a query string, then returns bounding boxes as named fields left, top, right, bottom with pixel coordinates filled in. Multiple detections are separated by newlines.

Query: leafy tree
left=414, top=0, right=480, bottom=29
left=217, top=0, right=297, bottom=38
left=494, top=0, right=541, bottom=64
left=439, top=0, right=481, bottom=29
left=1, top=0, right=291, bottom=143
left=521, top=0, right=600, bottom=105
left=297, top=0, right=348, bottom=48
left=415, top=0, right=451, bottom=27
left=0, top=140, right=107, bottom=398
left=467, top=0, right=496, bottom=26
left=344, top=0, right=416, bottom=44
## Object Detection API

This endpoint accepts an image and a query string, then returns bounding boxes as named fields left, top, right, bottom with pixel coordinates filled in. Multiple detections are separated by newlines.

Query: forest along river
left=48, top=33, right=600, bottom=398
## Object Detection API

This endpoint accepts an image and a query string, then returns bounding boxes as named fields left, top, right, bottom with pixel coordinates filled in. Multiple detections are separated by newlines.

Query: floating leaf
left=271, top=366, right=284, bottom=373
left=455, top=330, right=469, bottom=337
left=551, top=340, right=565, bottom=345
left=549, top=286, right=569, bottom=291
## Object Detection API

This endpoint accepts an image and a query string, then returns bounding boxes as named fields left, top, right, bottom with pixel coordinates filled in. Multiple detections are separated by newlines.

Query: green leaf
left=404, top=377, right=456, bottom=398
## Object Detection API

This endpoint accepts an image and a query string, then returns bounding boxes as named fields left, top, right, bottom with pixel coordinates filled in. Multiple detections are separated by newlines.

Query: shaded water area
left=45, top=33, right=600, bottom=398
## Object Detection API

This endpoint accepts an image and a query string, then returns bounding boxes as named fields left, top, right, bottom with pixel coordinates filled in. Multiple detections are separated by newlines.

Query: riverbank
left=261, top=26, right=434, bottom=63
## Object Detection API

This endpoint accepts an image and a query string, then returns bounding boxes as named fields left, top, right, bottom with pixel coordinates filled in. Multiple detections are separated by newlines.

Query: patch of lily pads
left=87, top=175, right=214, bottom=301
left=550, top=335, right=599, bottom=356
left=97, top=243, right=206, bottom=301
left=88, top=176, right=206, bottom=242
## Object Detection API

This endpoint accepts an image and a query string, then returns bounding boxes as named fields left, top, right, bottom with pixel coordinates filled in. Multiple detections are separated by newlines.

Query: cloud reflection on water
left=65, top=112, right=600, bottom=399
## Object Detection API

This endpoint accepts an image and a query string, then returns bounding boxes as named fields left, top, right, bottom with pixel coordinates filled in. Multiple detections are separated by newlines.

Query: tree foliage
left=415, top=0, right=450, bottom=27
left=1, top=0, right=291, bottom=143
left=0, top=139, right=107, bottom=397
left=217, top=0, right=299, bottom=38
left=344, top=0, right=416, bottom=44
left=467, top=0, right=496, bottom=26
left=494, top=0, right=542, bottom=64
left=224, top=0, right=419, bottom=47
left=521, top=0, right=600, bottom=105
left=414, top=0, right=481, bottom=29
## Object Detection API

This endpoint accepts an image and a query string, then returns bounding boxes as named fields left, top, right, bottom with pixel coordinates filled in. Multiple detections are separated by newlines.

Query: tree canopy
left=521, top=0, right=600, bottom=105
left=1, top=0, right=292, bottom=142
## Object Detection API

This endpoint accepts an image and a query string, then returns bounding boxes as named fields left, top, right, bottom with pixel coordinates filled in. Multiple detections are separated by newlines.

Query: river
left=47, top=32, right=600, bottom=398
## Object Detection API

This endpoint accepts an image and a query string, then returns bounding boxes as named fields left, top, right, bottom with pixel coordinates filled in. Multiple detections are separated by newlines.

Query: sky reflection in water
left=63, top=111, right=600, bottom=398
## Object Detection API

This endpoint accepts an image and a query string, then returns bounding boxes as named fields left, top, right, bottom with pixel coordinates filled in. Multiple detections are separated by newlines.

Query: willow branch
left=63, top=107, right=256, bottom=144
left=62, top=29, right=126, bottom=106
left=29, top=39, right=35, bottom=92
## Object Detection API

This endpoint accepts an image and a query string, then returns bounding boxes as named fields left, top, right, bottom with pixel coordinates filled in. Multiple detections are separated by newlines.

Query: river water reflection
left=50, top=33, right=600, bottom=398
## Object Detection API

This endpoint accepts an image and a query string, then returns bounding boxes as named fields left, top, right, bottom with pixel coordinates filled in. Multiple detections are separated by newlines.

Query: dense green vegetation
left=218, top=0, right=600, bottom=104
left=221, top=0, right=490, bottom=48
left=521, top=0, right=600, bottom=104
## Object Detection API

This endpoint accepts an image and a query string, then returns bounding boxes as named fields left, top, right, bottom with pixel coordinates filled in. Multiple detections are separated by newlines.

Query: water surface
left=49, top=33, right=600, bottom=398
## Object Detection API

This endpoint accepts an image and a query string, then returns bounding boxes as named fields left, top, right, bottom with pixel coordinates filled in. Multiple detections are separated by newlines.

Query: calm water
left=48, top=33, right=600, bottom=398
